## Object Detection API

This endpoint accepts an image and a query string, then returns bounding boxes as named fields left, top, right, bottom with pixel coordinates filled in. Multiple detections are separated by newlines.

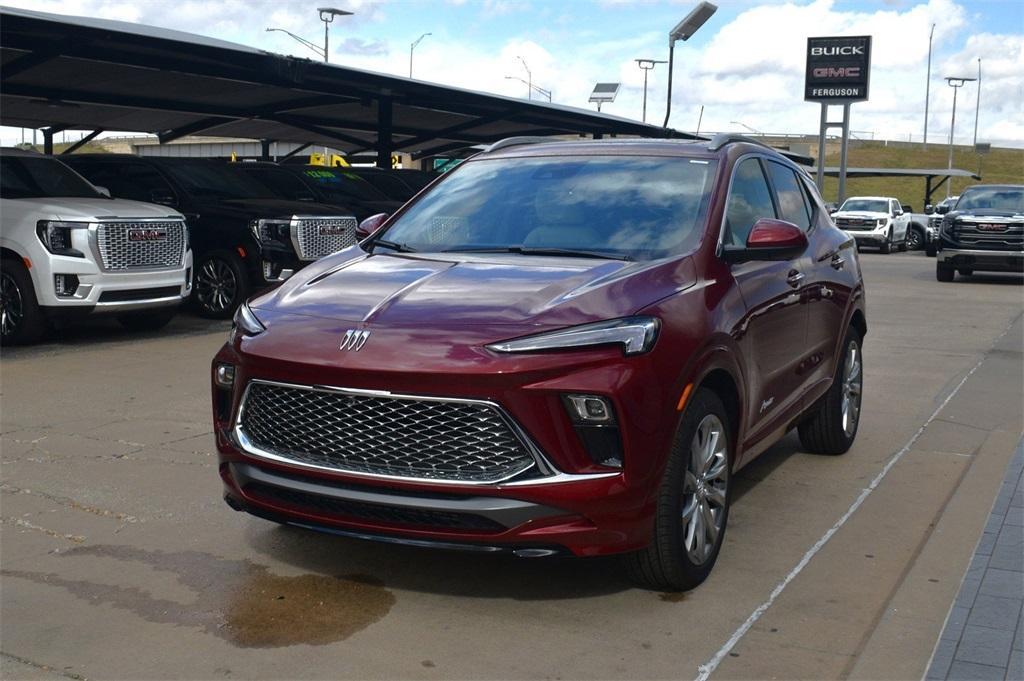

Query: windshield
left=0, top=156, right=104, bottom=199
left=240, top=166, right=318, bottom=202
left=376, top=156, right=718, bottom=261
left=298, top=168, right=392, bottom=203
left=839, top=199, right=888, bottom=213
left=955, top=187, right=1024, bottom=213
left=162, top=162, right=275, bottom=200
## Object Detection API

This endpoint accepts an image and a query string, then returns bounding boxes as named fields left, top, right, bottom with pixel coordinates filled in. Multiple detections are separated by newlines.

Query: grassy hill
left=814, top=140, right=1023, bottom=211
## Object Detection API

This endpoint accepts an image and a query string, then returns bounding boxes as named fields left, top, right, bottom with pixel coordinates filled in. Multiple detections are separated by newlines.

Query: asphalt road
left=2, top=252, right=1022, bottom=681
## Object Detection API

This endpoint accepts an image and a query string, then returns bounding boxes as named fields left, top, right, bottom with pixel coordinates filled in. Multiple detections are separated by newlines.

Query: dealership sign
left=805, top=36, right=871, bottom=102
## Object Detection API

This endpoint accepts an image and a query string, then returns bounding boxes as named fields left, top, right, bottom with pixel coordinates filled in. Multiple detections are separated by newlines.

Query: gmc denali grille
left=238, top=382, right=537, bottom=483
left=96, top=221, right=186, bottom=271
left=293, top=217, right=358, bottom=260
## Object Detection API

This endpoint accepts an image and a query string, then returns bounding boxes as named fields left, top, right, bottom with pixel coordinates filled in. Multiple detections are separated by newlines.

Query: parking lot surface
left=2, top=252, right=1021, bottom=680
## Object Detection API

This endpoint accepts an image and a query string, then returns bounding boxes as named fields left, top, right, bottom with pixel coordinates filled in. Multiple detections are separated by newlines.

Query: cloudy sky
left=3, top=0, right=1022, bottom=148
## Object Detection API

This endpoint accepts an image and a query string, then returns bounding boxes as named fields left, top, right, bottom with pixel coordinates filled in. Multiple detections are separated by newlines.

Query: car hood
left=250, top=249, right=697, bottom=333
left=9, top=197, right=184, bottom=221
left=192, top=198, right=357, bottom=221
left=832, top=211, right=886, bottom=219
left=948, top=209, right=1024, bottom=220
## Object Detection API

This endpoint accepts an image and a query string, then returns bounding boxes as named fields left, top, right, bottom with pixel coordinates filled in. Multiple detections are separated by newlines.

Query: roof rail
left=707, top=133, right=814, bottom=167
left=484, top=136, right=558, bottom=153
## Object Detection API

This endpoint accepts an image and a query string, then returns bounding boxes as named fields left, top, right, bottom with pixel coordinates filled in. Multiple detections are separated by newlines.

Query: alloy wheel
left=841, top=340, right=863, bottom=437
left=907, top=230, right=922, bottom=250
left=681, top=414, right=729, bottom=565
left=0, top=271, right=24, bottom=338
left=196, top=258, right=238, bottom=314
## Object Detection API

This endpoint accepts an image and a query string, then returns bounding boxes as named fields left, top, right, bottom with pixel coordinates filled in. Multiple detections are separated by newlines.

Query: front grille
left=293, top=217, right=358, bottom=260
left=835, top=218, right=878, bottom=231
left=949, top=218, right=1024, bottom=251
left=238, top=382, right=537, bottom=483
left=98, top=285, right=181, bottom=303
left=245, top=483, right=506, bottom=532
left=96, top=221, right=186, bottom=270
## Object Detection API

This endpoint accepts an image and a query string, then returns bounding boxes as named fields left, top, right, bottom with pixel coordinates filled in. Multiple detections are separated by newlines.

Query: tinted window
left=161, top=162, right=273, bottom=200
left=379, top=156, right=719, bottom=261
left=355, top=171, right=415, bottom=201
left=0, top=156, right=104, bottom=199
left=116, top=164, right=175, bottom=203
left=299, top=168, right=392, bottom=203
left=766, top=161, right=811, bottom=231
left=955, top=187, right=1024, bottom=212
left=725, top=158, right=776, bottom=246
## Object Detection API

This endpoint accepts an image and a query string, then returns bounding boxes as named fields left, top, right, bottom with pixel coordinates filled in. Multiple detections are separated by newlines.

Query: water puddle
left=2, top=545, right=394, bottom=648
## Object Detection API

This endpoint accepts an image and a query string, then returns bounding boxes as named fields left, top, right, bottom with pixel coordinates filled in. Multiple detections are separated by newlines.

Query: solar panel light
left=588, top=83, right=620, bottom=104
left=669, top=2, right=718, bottom=43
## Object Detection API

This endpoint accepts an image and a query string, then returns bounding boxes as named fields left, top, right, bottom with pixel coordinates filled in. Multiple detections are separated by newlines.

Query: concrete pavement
left=1, top=251, right=1021, bottom=680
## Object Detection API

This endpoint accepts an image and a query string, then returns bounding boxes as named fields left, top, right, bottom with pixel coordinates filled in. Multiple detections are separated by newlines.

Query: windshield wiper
left=373, top=239, right=418, bottom=253
left=442, top=246, right=632, bottom=261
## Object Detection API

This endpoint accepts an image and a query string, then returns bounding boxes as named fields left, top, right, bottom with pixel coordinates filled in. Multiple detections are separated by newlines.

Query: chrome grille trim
left=234, top=380, right=555, bottom=485
left=290, top=216, right=358, bottom=261
left=94, top=220, right=186, bottom=271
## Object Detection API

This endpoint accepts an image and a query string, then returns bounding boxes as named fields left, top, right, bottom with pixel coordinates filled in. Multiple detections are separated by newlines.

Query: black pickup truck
left=934, top=184, right=1024, bottom=282
left=64, top=156, right=359, bottom=317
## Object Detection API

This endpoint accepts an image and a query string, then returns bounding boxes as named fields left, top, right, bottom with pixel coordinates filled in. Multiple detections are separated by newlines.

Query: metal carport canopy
left=812, top=166, right=982, bottom=207
left=0, top=6, right=696, bottom=167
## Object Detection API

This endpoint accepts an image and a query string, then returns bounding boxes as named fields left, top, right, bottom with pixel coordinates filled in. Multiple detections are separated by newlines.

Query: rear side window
left=766, top=161, right=811, bottom=231
left=0, top=156, right=103, bottom=199
left=725, top=158, right=776, bottom=246
left=118, top=164, right=176, bottom=203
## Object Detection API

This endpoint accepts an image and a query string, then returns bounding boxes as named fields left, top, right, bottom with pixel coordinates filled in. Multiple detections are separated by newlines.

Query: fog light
left=564, top=394, right=615, bottom=424
left=54, top=274, right=79, bottom=297
left=214, top=363, right=235, bottom=388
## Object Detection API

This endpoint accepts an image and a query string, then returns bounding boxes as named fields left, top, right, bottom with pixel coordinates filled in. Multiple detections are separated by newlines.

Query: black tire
left=879, top=230, right=892, bottom=254
left=936, top=263, right=955, bottom=282
left=798, top=327, right=863, bottom=455
left=624, top=388, right=732, bottom=591
left=907, top=227, right=924, bottom=251
left=898, top=231, right=909, bottom=251
left=192, top=251, right=248, bottom=319
left=116, top=308, right=177, bottom=332
left=0, top=258, right=46, bottom=345
left=925, top=242, right=937, bottom=257
left=958, top=268, right=973, bottom=277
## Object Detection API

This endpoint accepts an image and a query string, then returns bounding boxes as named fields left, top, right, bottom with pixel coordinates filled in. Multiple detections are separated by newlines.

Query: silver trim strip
left=938, top=248, right=1024, bottom=263
left=233, top=379, right=619, bottom=487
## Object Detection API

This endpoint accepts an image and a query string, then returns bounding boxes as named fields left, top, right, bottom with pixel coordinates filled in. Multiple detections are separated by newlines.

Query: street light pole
left=945, top=76, right=976, bottom=197
left=663, top=2, right=718, bottom=128
left=635, top=59, right=666, bottom=124
left=504, top=76, right=551, bottom=102
left=973, top=58, right=981, bottom=147
left=517, top=56, right=532, bottom=100
left=318, top=7, right=353, bottom=63
left=923, top=23, right=935, bottom=150
left=409, top=32, right=431, bottom=78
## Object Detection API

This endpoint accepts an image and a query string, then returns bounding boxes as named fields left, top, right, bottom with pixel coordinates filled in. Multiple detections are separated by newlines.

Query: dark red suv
left=212, top=135, right=866, bottom=590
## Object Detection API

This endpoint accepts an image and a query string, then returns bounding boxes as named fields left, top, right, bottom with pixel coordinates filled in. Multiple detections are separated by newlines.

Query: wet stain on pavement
left=1, top=545, right=395, bottom=648
left=658, top=591, right=688, bottom=603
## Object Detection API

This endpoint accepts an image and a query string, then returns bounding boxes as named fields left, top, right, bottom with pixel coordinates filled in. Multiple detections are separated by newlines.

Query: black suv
left=342, top=167, right=437, bottom=202
left=234, top=163, right=401, bottom=221
left=935, top=184, right=1024, bottom=282
left=64, top=156, right=360, bottom=317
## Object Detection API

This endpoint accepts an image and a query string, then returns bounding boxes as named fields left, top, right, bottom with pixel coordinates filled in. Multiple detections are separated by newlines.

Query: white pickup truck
left=1, top=148, right=192, bottom=344
left=831, top=196, right=911, bottom=254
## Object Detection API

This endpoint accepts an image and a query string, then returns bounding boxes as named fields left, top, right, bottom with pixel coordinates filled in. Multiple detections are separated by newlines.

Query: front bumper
left=937, top=247, right=1024, bottom=272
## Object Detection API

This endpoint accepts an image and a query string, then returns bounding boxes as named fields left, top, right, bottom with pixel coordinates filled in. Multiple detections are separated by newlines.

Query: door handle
left=786, top=270, right=804, bottom=287
left=831, top=254, right=846, bottom=270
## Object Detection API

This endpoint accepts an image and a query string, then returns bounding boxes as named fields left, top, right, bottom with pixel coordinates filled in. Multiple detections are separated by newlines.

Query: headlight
left=251, top=219, right=291, bottom=244
left=232, top=302, right=265, bottom=338
left=36, top=220, right=88, bottom=257
left=876, top=218, right=888, bottom=228
left=487, top=317, right=660, bottom=357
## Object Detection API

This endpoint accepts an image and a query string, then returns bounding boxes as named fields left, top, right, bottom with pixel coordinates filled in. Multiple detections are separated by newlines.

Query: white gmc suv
left=831, top=195, right=911, bottom=254
left=1, top=149, right=192, bottom=344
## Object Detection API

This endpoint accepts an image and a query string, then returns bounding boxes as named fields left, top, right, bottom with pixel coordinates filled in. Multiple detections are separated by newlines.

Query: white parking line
left=693, top=323, right=1012, bottom=681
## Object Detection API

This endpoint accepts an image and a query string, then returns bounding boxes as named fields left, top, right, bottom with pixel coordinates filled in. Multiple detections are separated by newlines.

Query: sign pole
left=838, top=103, right=851, bottom=204
left=816, top=103, right=828, bottom=190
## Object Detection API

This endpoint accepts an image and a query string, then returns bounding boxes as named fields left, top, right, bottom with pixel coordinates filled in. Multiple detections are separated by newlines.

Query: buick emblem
left=340, top=329, right=370, bottom=351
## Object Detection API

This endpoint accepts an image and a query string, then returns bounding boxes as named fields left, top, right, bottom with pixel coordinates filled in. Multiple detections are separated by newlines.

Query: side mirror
left=925, top=205, right=934, bottom=214
left=356, top=213, right=389, bottom=241
left=904, top=205, right=915, bottom=213
left=936, top=205, right=950, bottom=215
left=825, top=202, right=838, bottom=214
left=94, top=185, right=111, bottom=198
left=722, top=218, right=808, bottom=263
left=149, top=190, right=177, bottom=207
